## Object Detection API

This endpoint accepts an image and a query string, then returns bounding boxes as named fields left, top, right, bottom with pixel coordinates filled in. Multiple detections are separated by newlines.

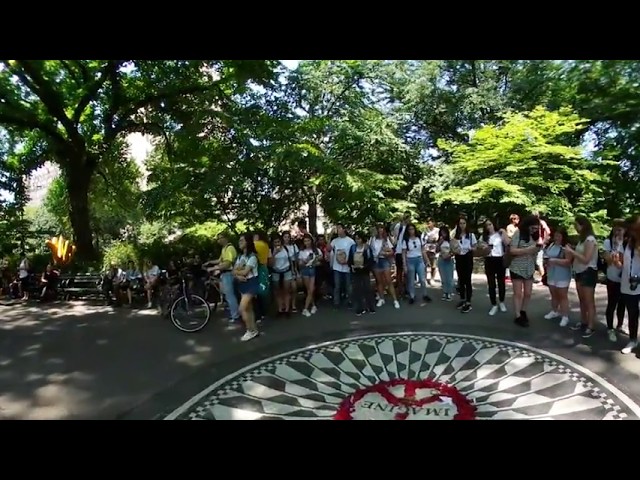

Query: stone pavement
left=1, top=275, right=639, bottom=420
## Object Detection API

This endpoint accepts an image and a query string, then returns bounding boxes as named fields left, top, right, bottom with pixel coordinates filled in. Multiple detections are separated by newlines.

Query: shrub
left=103, top=242, right=140, bottom=270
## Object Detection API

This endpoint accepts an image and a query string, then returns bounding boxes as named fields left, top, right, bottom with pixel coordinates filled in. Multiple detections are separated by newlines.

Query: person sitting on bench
left=39, top=263, right=59, bottom=302
left=121, top=260, right=142, bottom=306
left=102, top=264, right=123, bottom=305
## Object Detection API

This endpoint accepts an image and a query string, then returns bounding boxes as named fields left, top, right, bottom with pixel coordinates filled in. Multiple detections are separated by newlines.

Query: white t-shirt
left=331, top=236, right=356, bottom=272
left=439, top=240, right=452, bottom=258
left=603, top=238, right=624, bottom=283
left=235, top=254, right=258, bottom=279
left=620, top=245, right=640, bottom=296
left=402, top=237, right=423, bottom=259
left=146, top=265, right=160, bottom=279
left=487, top=232, right=504, bottom=257
left=394, top=223, right=407, bottom=255
left=272, top=246, right=292, bottom=272
left=299, top=248, right=321, bottom=267
left=19, top=258, right=29, bottom=279
left=371, top=238, right=393, bottom=258
left=456, top=233, right=477, bottom=255
left=284, top=243, right=299, bottom=260
left=573, top=235, right=598, bottom=273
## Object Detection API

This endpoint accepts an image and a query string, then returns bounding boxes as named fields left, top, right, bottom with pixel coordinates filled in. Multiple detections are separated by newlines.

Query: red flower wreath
left=334, top=378, right=476, bottom=420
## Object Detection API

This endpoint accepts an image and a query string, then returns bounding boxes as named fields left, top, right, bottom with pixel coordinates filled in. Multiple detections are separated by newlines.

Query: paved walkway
left=1, top=275, right=639, bottom=420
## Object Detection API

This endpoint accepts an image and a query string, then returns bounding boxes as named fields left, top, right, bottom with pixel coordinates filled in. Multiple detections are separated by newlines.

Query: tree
left=0, top=60, right=277, bottom=257
left=434, top=107, right=612, bottom=231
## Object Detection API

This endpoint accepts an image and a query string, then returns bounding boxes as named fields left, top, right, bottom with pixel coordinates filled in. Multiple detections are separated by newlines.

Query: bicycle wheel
left=170, top=294, right=211, bottom=333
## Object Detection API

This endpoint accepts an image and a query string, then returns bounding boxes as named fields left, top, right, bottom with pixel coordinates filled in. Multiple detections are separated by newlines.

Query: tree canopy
left=1, top=60, right=639, bottom=259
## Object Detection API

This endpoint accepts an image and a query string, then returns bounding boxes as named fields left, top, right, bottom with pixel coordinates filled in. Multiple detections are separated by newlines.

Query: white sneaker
left=559, top=316, right=570, bottom=327
left=241, top=330, right=259, bottom=342
left=311, top=305, right=318, bottom=314
left=621, top=341, right=638, bottom=354
left=376, top=298, right=385, bottom=308
left=147, top=301, right=153, bottom=308
left=499, top=302, right=507, bottom=313
left=393, top=300, right=400, bottom=309
left=607, top=329, right=617, bottom=342
left=544, top=311, right=559, bottom=320
left=489, top=306, right=499, bottom=316
left=302, top=309, right=311, bottom=317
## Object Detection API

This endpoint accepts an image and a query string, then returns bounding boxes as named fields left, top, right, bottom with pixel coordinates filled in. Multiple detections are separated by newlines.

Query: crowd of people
left=203, top=213, right=640, bottom=350
left=2, top=211, right=639, bottom=354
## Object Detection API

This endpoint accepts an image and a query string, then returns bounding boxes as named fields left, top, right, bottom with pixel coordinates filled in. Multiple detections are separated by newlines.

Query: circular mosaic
left=164, top=333, right=640, bottom=420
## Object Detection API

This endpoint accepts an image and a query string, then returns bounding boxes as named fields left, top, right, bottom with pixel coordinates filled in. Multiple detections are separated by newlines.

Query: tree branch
left=72, top=61, right=119, bottom=124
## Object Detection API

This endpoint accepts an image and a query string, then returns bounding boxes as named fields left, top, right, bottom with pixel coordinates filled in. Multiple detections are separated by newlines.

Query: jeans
left=352, top=271, right=375, bottom=312
left=438, top=257, right=455, bottom=295
left=605, top=280, right=626, bottom=329
left=622, top=294, right=640, bottom=341
left=484, top=256, right=506, bottom=305
left=333, top=270, right=352, bottom=306
left=220, top=272, right=239, bottom=320
left=455, top=253, right=474, bottom=302
left=406, top=256, right=427, bottom=299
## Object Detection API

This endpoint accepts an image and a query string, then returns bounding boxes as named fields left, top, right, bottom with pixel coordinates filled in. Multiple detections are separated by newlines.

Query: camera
left=630, top=275, right=640, bottom=292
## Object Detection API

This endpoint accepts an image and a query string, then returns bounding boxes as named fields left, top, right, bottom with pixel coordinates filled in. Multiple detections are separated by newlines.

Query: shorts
left=575, top=268, right=598, bottom=288
left=20, top=276, right=30, bottom=290
left=301, top=266, right=316, bottom=278
left=395, top=253, right=404, bottom=277
left=237, top=276, right=260, bottom=296
left=547, top=279, right=570, bottom=289
left=272, top=270, right=293, bottom=283
left=375, top=258, right=391, bottom=271
left=510, top=272, right=533, bottom=281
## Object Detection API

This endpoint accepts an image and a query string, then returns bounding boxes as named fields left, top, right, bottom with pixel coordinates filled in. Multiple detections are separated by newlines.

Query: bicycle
left=160, top=269, right=211, bottom=333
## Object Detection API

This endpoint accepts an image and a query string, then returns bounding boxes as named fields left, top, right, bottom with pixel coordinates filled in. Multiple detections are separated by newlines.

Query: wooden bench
left=59, top=274, right=104, bottom=300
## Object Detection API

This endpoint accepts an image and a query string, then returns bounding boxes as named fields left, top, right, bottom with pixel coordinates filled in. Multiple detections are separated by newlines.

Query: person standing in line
left=619, top=216, right=640, bottom=354
left=533, top=211, right=551, bottom=284
left=392, top=211, right=411, bottom=298
left=436, top=226, right=455, bottom=301
left=422, top=218, right=440, bottom=286
left=602, top=220, right=627, bottom=341
left=566, top=215, right=599, bottom=339
left=507, top=215, right=541, bottom=327
left=327, top=223, right=355, bottom=308
left=482, top=219, right=509, bottom=316
left=349, top=231, right=376, bottom=315
left=505, top=213, right=520, bottom=282
left=253, top=230, right=271, bottom=323
left=543, top=227, right=573, bottom=327
left=207, top=232, right=240, bottom=323
left=452, top=216, right=477, bottom=313
left=234, top=233, right=261, bottom=342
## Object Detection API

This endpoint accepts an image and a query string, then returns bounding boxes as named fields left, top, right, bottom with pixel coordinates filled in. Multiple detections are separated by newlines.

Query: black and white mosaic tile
left=164, top=333, right=640, bottom=420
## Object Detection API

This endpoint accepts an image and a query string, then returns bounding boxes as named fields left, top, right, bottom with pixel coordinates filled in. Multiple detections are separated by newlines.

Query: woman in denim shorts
left=370, top=225, right=400, bottom=309
left=298, top=234, right=322, bottom=317
left=270, top=235, right=294, bottom=316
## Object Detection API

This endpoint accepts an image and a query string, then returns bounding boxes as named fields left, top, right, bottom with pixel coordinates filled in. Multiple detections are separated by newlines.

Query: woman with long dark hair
left=602, top=219, right=627, bottom=342
left=298, top=233, right=322, bottom=317
left=507, top=215, right=541, bottom=327
left=482, top=219, right=509, bottom=316
left=269, top=234, right=294, bottom=317
left=620, top=215, right=640, bottom=354
left=371, top=225, right=400, bottom=309
left=436, top=226, right=455, bottom=301
left=234, top=233, right=260, bottom=342
left=402, top=223, right=432, bottom=305
left=565, top=215, right=598, bottom=338
left=452, top=217, right=477, bottom=313
left=349, top=231, right=376, bottom=315
left=543, top=227, right=573, bottom=327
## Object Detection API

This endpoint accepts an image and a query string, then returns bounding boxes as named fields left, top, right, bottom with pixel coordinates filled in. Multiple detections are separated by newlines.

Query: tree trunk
left=65, top=164, right=97, bottom=260
left=308, top=196, right=318, bottom=236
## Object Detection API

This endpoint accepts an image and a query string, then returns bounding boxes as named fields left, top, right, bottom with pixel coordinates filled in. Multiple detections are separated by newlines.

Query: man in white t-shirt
left=328, top=223, right=355, bottom=307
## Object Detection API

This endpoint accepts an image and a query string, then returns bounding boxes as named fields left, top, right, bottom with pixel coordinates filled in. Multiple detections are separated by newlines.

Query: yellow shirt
left=219, top=244, right=238, bottom=269
left=255, top=240, right=270, bottom=266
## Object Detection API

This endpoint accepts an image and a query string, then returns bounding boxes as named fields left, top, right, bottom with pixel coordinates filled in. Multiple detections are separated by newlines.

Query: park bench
left=58, top=273, right=104, bottom=301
